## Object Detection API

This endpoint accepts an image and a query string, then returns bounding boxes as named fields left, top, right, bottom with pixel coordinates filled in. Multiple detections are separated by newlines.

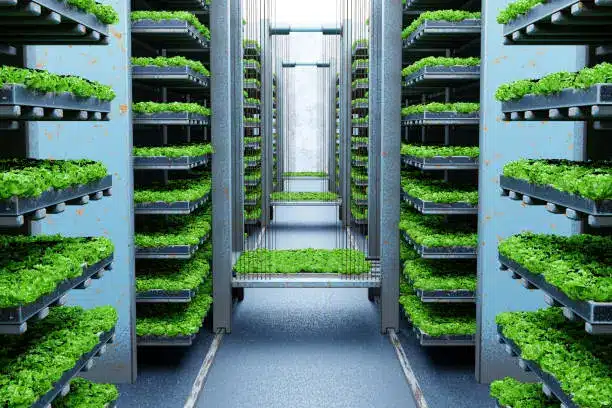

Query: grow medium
left=137, top=285, right=212, bottom=346
left=137, top=250, right=210, bottom=303
left=134, top=177, right=211, bottom=215
left=496, top=307, right=612, bottom=408
left=499, top=0, right=612, bottom=45
left=399, top=294, right=476, bottom=346
left=402, top=11, right=481, bottom=50
left=0, top=306, right=117, bottom=408
left=401, top=174, right=478, bottom=215
left=401, top=144, right=479, bottom=170
left=131, top=11, right=210, bottom=51
left=234, top=248, right=371, bottom=275
left=0, top=0, right=117, bottom=45
left=54, top=378, right=119, bottom=408
left=490, top=377, right=559, bottom=408
left=403, top=258, right=476, bottom=303
left=0, top=236, right=113, bottom=334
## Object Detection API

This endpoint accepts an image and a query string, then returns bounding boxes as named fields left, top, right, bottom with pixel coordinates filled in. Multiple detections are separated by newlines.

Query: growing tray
left=133, top=111, right=210, bottom=126
left=244, top=122, right=261, bottom=129
left=352, top=159, right=368, bottom=167
left=353, top=218, right=368, bottom=225
left=244, top=82, right=261, bottom=91
left=403, top=65, right=480, bottom=89
left=270, top=200, right=342, bottom=207
left=402, top=230, right=477, bottom=259
left=0, top=84, right=111, bottom=121
left=133, top=154, right=211, bottom=170
left=32, top=328, right=115, bottom=408
left=136, top=289, right=196, bottom=303
left=244, top=140, right=261, bottom=150
left=352, top=141, right=368, bottom=150
left=131, top=19, right=210, bottom=51
left=352, top=43, right=368, bottom=58
left=134, top=191, right=210, bottom=215
left=352, top=101, right=369, bottom=110
left=132, top=66, right=210, bottom=92
left=500, top=175, right=612, bottom=227
left=0, top=175, right=112, bottom=228
left=245, top=217, right=261, bottom=225
left=403, top=19, right=481, bottom=50
left=499, top=254, right=612, bottom=334
left=151, top=0, right=209, bottom=12
left=244, top=44, right=261, bottom=58
left=497, top=327, right=579, bottom=408
left=352, top=82, right=369, bottom=91
left=0, top=255, right=113, bottom=335
left=402, top=111, right=480, bottom=126
left=244, top=61, right=261, bottom=74
left=415, top=288, right=476, bottom=303
left=136, top=233, right=209, bottom=260
left=352, top=178, right=368, bottom=187
left=502, top=0, right=612, bottom=46
left=232, top=273, right=381, bottom=288
left=402, top=154, right=479, bottom=170
left=244, top=102, right=261, bottom=111
left=352, top=122, right=368, bottom=129
left=137, top=334, right=196, bottom=347
left=501, top=84, right=612, bottom=121
left=351, top=62, right=368, bottom=75
left=403, top=313, right=475, bottom=347
left=245, top=179, right=262, bottom=187
left=353, top=198, right=367, bottom=206
left=402, top=190, right=478, bottom=215
left=403, top=0, right=475, bottom=11
left=0, top=0, right=111, bottom=45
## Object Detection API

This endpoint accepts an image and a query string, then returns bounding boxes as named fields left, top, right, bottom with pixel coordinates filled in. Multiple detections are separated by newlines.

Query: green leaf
left=402, top=10, right=481, bottom=39
left=399, top=293, right=475, bottom=336
left=131, top=11, right=210, bottom=39
left=131, top=56, right=210, bottom=76
left=234, top=249, right=371, bottom=274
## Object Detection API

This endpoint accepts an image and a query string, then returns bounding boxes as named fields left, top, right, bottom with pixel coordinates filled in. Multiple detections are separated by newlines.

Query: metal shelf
left=244, top=82, right=261, bottom=91
left=402, top=231, right=477, bottom=259
left=0, top=0, right=111, bottom=45
left=134, top=191, right=210, bottom=215
left=131, top=19, right=210, bottom=52
left=352, top=122, right=369, bottom=128
left=499, top=254, right=612, bottom=334
left=270, top=200, right=342, bottom=207
left=135, top=233, right=209, bottom=260
left=244, top=179, right=261, bottom=187
left=244, top=44, right=261, bottom=58
left=0, top=175, right=112, bottom=228
left=502, top=0, right=612, bottom=46
left=133, top=154, right=211, bottom=170
left=352, top=82, right=369, bottom=91
left=403, top=65, right=480, bottom=89
left=497, top=328, right=579, bottom=408
left=352, top=141, right=368, bottom=150
left=132, top=66, right=210, bottom=93
left=0, top=255, right=113, bottom=334
left=232, top=273, right=381, bottom=288
left=402, top=154, right=479, bottom=170
left=352, top=178, right=368, bottom=187
left=32, top=328, right=116, bottom=408
left=500, top=175, right=612, bottom=227
left=351, top=62, right=369, bottom=75
left=353, top=218, right=368, bottom=225
left=137, top=334, right=197, bottom=347
left=244, top=140, right=261, bottom=150
left=245, top=159, right=261, bottom=168
left=415, top=288, right=476, bottom=303
left=244, top=102, right=261, bottom=111
left=352, top=159, right=368, bottom=167
left=352, top=101, right=369, bottom=110
left=245, top=217, right=261, bottom=225
left=149, top=0, right=209, bottom=12
left=403, top=0, right=476, bottom=11
left=404, top=317, right=475, bottom=347
left=351, top=44, right=368, bottom=58
left=0, top=84, right=111, bottom=121
left=501, top=84, right=612, bottom=121
left=402, top=111, right=479, bottom=126
left=133, top=112, right=210, bottom=126
left=244, top=61, right=260, bottom=74
left=244, top=122, right=261, bottom=129
left=402, top=190, right=478, bottom=215
left=352, top=198, right=367, bottom=206
left=403, top=20, right=481, bottom=50
left=136, top=289, right=196, bottom=303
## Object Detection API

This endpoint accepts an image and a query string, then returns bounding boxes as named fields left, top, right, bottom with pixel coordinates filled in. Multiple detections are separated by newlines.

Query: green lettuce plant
left=133, top=144, right=213, bottom=158
left=401, top=144, right=479, bottom=158
left=135, top=213, right=211, bottom=248
left=401, top=172, right=478, bottom=204
left=132, top=56, right=210, bottom=76
left=402, top=57, right=480, bottom=76
left=497, top=0, right=546, bottom=24
left=270, top=192, right=338, bottom=201
left=133, top=102, right=211, bottom=116
left=404, top=258, right=476, bottom=292
left=490, top=377, right=559, bottom=408
left=131, top=11, right=210, bottom=39
left=234, top=249, right=371, bottom=274
left=54, top=378, right=119, bottom=408
left=137, top=250, right=210, bottom=293
left=400, top=206, right=477, bottom=247
left=134, top=177, right=211, bottom=203
left=402, top=102, right=480, bottom=115
left=400, top=293, right=476, bottom=336
left=65, top=0, right=119, bottom=24
left=402, top=10, right=481, bottom=39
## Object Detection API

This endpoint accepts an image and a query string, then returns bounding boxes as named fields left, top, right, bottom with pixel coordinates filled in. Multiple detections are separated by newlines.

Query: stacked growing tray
left=398, top=1, right=481, bottom=347
left=351, top=38, right=369, bottom=227
left=130, top=5, right=213, bottom=347
left=0, top=2, right=119, bottom=405
left=492, top=1, right=612, bottom=405
left=243, top=39, right=263, bottom=226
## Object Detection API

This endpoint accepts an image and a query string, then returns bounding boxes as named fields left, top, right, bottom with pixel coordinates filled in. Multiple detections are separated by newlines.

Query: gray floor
left=198, top=288, right=417, bottom=408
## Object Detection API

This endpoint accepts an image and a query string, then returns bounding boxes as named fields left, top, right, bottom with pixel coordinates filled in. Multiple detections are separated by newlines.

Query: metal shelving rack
left=130, top=2, right=213, bottom=347
left=490, top=1, right=612, bottom=398
left=399, top=0, right=481, bottom=347
left=0, top=0, right=124, bottom=398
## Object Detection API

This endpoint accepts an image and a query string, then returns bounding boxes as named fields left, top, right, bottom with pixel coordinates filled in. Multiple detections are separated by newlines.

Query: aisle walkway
left=198, top=287, right=416, bottom=408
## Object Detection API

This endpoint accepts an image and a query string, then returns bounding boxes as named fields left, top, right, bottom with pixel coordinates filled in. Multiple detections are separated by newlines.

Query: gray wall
left=477, top=0, right=585, bottom=382
left=27, top=0, right=136, bottom=382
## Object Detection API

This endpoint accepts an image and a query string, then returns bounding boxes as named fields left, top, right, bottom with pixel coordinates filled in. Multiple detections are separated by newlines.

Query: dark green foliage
left=401, top=172, right=478, bottom=204
left=134, top=177, right=211, bottom=203
left=400, top=206, right=477, bottom=247
left=245, top=207, right=262, bottom=221
left=133, top=144, right=213, bottom=158
left=270, top=192, right=338, bottom=201
left=65, top=0, right=119, bottom=23
left=135, top=213, right=211, bottom=248
left=54, top=378, right=119, bottom=408
left=490, top=377, right=559, bottom=408
left=234, top=249, right=371, bottom=274
left=402, top=102, right=479, bottom=115
left=404, top=258, right=476, bottom=291
left=402, top=57, right=480, bottom=76
left=137, top=250, right=210, bottom=293
left=497, top=0, right=546, bottom=24
left=0, top=159, right=107, bottom=200
left=351, top=203, right=367, bottom=220
left=131, top=11, right=210, bottom=39
left=131, top=56, right=210, bottom=76
left=400, top=293, right=476, bottom=336
left=401, top=144, right=479, bottom=158
left=133, top=102, right=211, bottom=116
left=402, top=10, right=481, bottom=38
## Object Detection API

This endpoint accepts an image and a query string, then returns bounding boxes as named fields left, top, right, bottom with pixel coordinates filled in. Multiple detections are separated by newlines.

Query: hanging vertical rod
left=270, top=25, right=342, bottom=35
left=282, top=62, right=331, bottom=68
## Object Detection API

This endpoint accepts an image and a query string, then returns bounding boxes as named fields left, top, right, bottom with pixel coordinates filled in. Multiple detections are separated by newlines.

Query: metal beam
left=270, top=24, right=342, bottom=35
left=380, top=0, right=402, bottom=334
left=261, top=19, right=273, bottom=226
left=368, top=0, right=381, bottom=259
left=282, top=62, right=331, bottom=68
left=231, top=0, right=244, bottom=251
left=211, top=0, right=233, bottom=333
left=339, top=19, right=352, bottom=226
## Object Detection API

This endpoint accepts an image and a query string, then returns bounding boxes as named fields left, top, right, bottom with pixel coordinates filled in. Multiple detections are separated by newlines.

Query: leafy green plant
left=499, top=232, right=612, bottom=302
left=137, top=250, right=210, bottom=293
left=244, top=78, right=261, bottom=87
left=132, top=56, right=210, bottom=76
left=404, top=258, right=476, bottom=292
left=402, top=102, right=480, bottom=115
left=352, top=187, right=367, bottom=201
left=244, top=59, right=261, bottom=69
left=243, top=39, right=261, bottom=51
left=490, top=377, right=559, bottom=408
left=401, top=144, right=480, bottom=158
left=270, top=192, right=339, bottom=201
left=244, top=136, right=261, bottom=145
left=352, top=39, right=368, bottom=51
left=135, top=213, right=211, bottom=248
left=133, top=102, right=211, bottom=116
left=131, top=11, right=210, bottom=39
left=244, top=97, right=261, bottom=105
left=0, top=66, right=115, bottom=101
left=244, top=171, right=261, bottom=182
left=54, top=378, right=119, bottom=408
left=353, top=154, right=368, bottom=162
left=351, top=203, right=368, bottom=220
left=503, top=159, right=612, bottom=201
left=0, top=159, right=107, bottom=200
left=244, top=116, right=261, bottom=123
left=352, top=59, right=369, bottom=70
left=400, top=293, right=476, bottom=336
left=133, top=144, right=213, bottom=158
left=495, top=63, right=612, bottom=101
left=283, top=171, right=327, bottom=177
left=400, top=206, right=478, bottom=247
left=497, top=0, right=546, bottom=24
left=353, top=137, right=368, bottom=145
left=0, top=306, right=117, bottom=407
left=0, top=236, right=113, bottom=308
left=497, top=308, right=612, bottom=408
left=402, top=172, right=478, bottom=204
left=137, top=285, right=212, bottom=337
left=63, top=0, right=119, bottom=24
left=402, top=57, right=480, bottom=76
left=402, top=10, right=481, bottom=39
left=352, top=78, right=368, bottom=88
left=134, top=177, right=211, bottom=203
left=352, top=98, right=368, bottom=106
left=234, top=249, right=371, bottom=274
left=245, top=207, right=262, bottom=220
